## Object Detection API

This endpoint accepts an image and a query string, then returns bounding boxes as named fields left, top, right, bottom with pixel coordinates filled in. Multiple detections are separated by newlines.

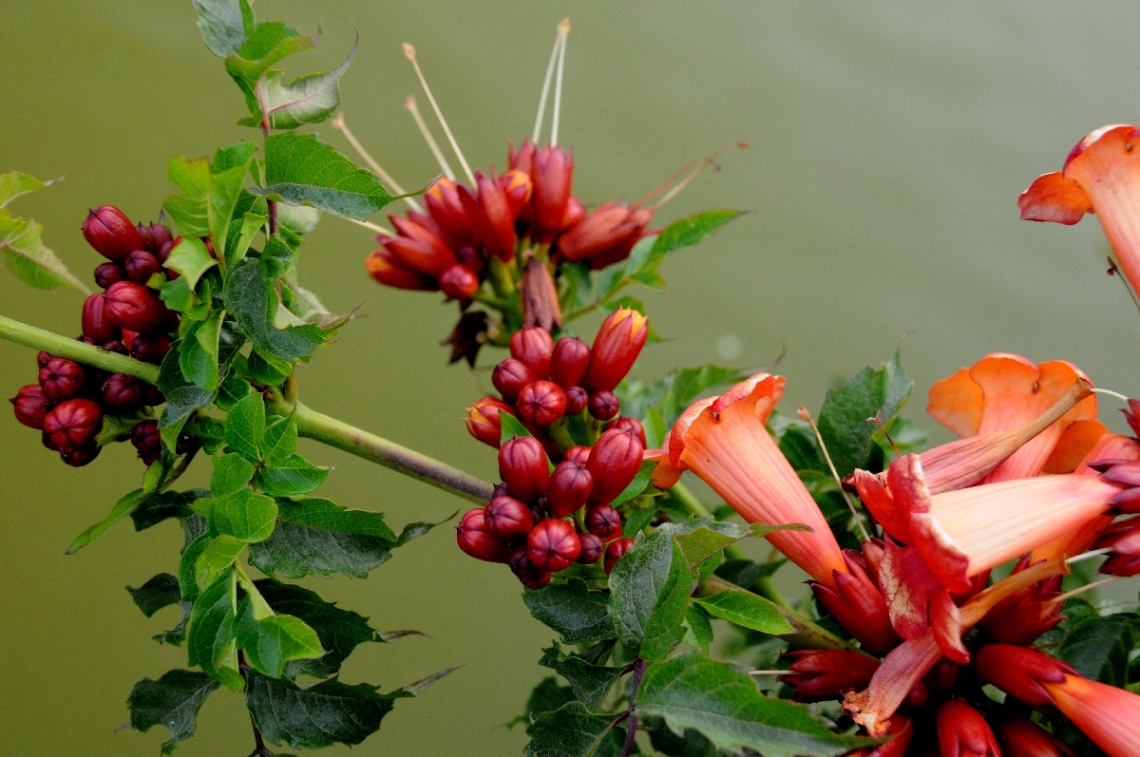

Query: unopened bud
left=564, top=446, right=591, bottom=466
left=456, top=507, right=512, bottom=563
left=510, top=327, right=554, bottom=379
left=603, top=537, right=635, bottom=574
left=10, top=384, right=47, bottom=429
left=510, top=547, right=551, bottom=589
left=550, top=337, right=590, bottom=388
left=527, top=518, right=581, bottom=572
left=492, top=359, right=535, bottom=402
left=81, top=294, right=120, bottom=344
left=499, top=169, right=533, bottom=218
left=529, top=144, right=574, bottom=242
left=974, top=644, right=1070, bottom=708
left=484, top=496, right=534, bottom=541
left=564, top=386, right=588, bottom=415
left=778, top=649, right=880, bottom=701
left=585, top=308, right=648, bottom=392
left=585, top=504, right=622, bottom=541
left=517, top=380, right=567, bottom=426
left=546, top=461, right=593, bottom=517
left=131, top=419, right=161, bottom=464
left=365, top=248, right=440, bottom=291
left=935, top=700, right=1001, bottom=757
left=577, top=533, right=603, bottom=564
left=137, top=222, right=173, bottom=254
left=439, top=263, right=479, bottom=301
left=39, top=358, right=87, bottom=401
left=465, top=397, right=515, bottom=447
left=498, top=436, right=551, bottom=503
left=810, top=552, right=900, bottom=656
left=997, top=716, right=1074, bottom=757
left=588, top=390, right=620, bottom=421
left=100, top=373, right=142, bottom=413
left=124, top=250, right=162, bottom=284
left=82, top=205, right=143, bottom=261
left=130, top=334, right=172, bottom=365
left=586, top=428, right=644, bottom=505
left=61, top=443, right=101, bottom=467
left=93, top=262, right=125, bottom=289
left=459, top=171, right=517, bottom=261
left=103, top=281, right=169, bottom=333
left=605, top=417, right=646, bottom=447
left=43, top=398, right=103, bottom=449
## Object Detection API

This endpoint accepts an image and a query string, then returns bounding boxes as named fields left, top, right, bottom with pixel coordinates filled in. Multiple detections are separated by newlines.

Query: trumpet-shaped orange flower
left=1020, top=124, right=1140, bottom=298
left=650, top=373, right=848, bottom=589
left=927, top=354, right=1103, bottom=483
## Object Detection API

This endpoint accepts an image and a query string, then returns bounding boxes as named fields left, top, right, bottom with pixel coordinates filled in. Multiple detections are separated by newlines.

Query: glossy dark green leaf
left=128, top=669, right=219, bottom=755
left=511, top=678, right=575, bottom=729
left=131, top=488, right=212, bottom=532
left=538, top=645, right=623, bottom=713
left=66, top=488, right=143, bottom=554
left=211, top=453, right=255, bottom=496
left=127, top=573, right=182, bottom=618
left=683, top=605, right=714, bottom=653
left=524, top=579, right=615, bottom=644
left=254, top=453, right=328, bottom=497
left=618, top=364, right=749, bottom=427
left=250, top=132, right=396, bottom=220
left=817, top=352, right=912, bottom=478
left=236, top=600, right=324, bottom=679
left=645, top=715, right=718, bottom=757
left=254, top=36, right=356, bottom=130
left=209, top=489, right=278, bottom=542
left=186, top=569, right=243, bottom=690
left=1058, top=613, right=1140, bottom=687
left=608, top=530, right=694, bottom=660
left=245, top=674, right=401, bottom=749
left=192, top=0, right=252, bottom=57
left=158, top=341, right=217, bottom=451
left=524, top=701, right=624, bottom=757
left=636, top=653, right=876, bottom=757
left=217, top=375, right=253, bottom=411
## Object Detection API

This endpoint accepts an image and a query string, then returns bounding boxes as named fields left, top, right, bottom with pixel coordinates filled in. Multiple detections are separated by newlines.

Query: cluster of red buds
left=9, top=205, right=180, bottom=466
left=456, top=310, right=652, bottom=587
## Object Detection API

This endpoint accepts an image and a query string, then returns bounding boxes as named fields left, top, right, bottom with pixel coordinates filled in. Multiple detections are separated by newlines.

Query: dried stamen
left=405, top=95, right=456, bottom=182
left=403, top=43, right=475, bottom=185
left=331, top=113, right=422, bottom=212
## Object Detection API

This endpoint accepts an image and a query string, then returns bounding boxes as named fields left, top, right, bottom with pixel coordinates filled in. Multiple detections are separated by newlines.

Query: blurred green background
left=3, top=2, right=1139, bottom=754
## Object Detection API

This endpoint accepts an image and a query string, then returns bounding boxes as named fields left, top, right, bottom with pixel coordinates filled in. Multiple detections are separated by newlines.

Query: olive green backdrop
left=2, top=2, right=1139, bottom=755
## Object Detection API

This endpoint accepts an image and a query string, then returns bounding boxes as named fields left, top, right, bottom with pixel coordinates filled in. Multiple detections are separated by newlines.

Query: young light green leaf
left=195, top=535, right=247, bottom=590
left=245, top=673, right=401, bottom=749
left=127, top=573, right=183, bottom=618
left=538, top=645, right=623, bottom=713
left=236, top=601, right=324, bottom=679
left=127, top=669, right=219, bottom=754
left=209, top=142, right=256, bottom=254
left=209, top=489, right=278, bottom=542
left=683, top=605, right=714, bottom=653
left=164, top=156, right=211, bottom=236
left=192, top=0, right=252, bottom=57
left=693, top=589, right=794, bottom=636
left=0, top=207, right=90, bottom=293
left=225, top=23, right=316, bottom=101
left=261, top=413, right=298, bottom=466
left=66, top=488, right=143, bottom=554
left=0, top=170, right=52, bottom=207
left=178, top=534, right=211, bottom=603
left=254, top=453, right=328, bottom=498
left=253, top=35, right=357, bottom=130
left=608, top=530, right=694, bottom=660
left=636, top=652, right=877, bottom=757
left=523, top=701, right=624, bottom=757
left=164, top=237, right=216, bottom=291
left=524, top=579, right=615, bottom=645
left=225, top=392, right=264, bottom=462
left=499, top=412, right=535, bottom=444
left=651, top=210, right=743, bottom=256
left=224, top=191, right=268, bottom=266
left=250, top=132, right=397, bottom=220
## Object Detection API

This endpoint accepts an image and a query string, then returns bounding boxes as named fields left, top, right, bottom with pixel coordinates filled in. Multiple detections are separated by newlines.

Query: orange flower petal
left=1045, top=674, right=1140, bottom=757
left=927, top=367, right=983, bottom=438
left=1017, top=171, right=1092, bottom=224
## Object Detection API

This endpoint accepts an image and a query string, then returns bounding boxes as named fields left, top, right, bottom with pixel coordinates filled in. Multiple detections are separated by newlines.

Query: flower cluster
left=457, top=309, right=652, bottom=586
left=9, top=205, right=179, bottom=466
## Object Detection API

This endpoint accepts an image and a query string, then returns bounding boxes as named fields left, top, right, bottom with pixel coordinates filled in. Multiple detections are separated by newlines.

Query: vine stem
left=0, top=312, right=493, bottom=505
left=619, top=658, right=647, bottom=757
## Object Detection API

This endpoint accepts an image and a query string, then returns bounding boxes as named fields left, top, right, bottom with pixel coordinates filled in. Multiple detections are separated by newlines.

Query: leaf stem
left=0, top=313, right=160, bottom=383
left=620, top=658, right=647, bottom=757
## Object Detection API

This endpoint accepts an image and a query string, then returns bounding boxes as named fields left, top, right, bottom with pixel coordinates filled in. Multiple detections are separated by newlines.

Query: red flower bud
left=604, top=537, right=635, bottom=574
left=498, top=436, right=551, bottom=503
left=510, top=547, right=552, bottom=589
left=585, top=308, right=649, bottom=392
left=365, top=248, right=439, bottom=291
left=424, top=178, right=477, bottom=249
left=551, top=337, right=591, bottom=388
left=517, top=380, right=567, bottom=426
left=585, top=504, right=623, bottom=542
left=905, top=680, right=928, bottom=709
left=39, top=358, right=87, bottom=401
left=811, top=551, right=900, bottom=656
left=527, top=518, right=581, bottom=572
left=546, top=461, right=594, bottom=517
left=124, top=249, right=162, bottom=284
left=484, top=496, right=535, bottom=541
left=1093, top=515, right=1140, bottom=577
left=458, top=170, right=517, bottom=261
left=778, top=649, right=880, bottom=700
left=81, top=294, right=120, bottom=344
left=605, top=417, right=646, bottom=447
left=509, top=139, right=536, bottom=177
left=586, top=427, right=645, bottom=506
left=93, top=262, right=125, bottom=289
left=61, top=442, right=101, bottom=467
left=131, top=419, right=161, bottom=464
left=588, top=390, right=621, bottom=421
left=103, top=281, right=169, bottom=333
left=43, top=398, right=103, bottom=450
left=529, top=144, right=574, bottom=243
left=492, top=359, right=535, bottom=402
left=386, top=212, right=458, bottom=276
left=466, top=397, right=515, bottom=447
left=975, top=644, right=1071, bottom=708
left=499, top=169, right=533, bottom=219
left=100, top=373, right=142, bottom=413
left=577, top=533, right=603, bottom=564
left=36, top=350, right=54, bottom=368
left=82, top=205, right=143, bottom=261
left=564, top=386, right=588, bottom=415
left=556, top=201, right=652, bottom=266
left=456, top=507, right=512, bottom=563
left=979, top=557, right=1063, bottom=644
left=137, top=222, right=173, bottom=254
left=439, top=264, right=479, bottom=301
left=926, top=659, right=960, bottom=692
left=10, top=384, right=47, bottom=429
left=997, top=716, right=1074, bottom=757
left=936, top=700, right=1001, bottom=757
left=142, top=383, right=165, bottom=406
left=510, top=327, right=554, bottom=379
left=130, top=334, right=171, bottom=365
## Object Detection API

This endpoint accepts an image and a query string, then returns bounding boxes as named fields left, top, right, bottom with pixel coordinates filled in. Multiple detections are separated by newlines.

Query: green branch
left=0, top=314, right=161, bottom=384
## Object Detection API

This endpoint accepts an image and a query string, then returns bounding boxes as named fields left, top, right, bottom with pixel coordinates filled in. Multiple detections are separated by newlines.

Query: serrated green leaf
left=817, top=352, right=912, bottom=478
left=236, top=600, right=324, bottom=679
left=250, top=132, right=397, bottom=220
left=192, top=0, right=252, bottom=57
left=255, top=453, right=328, bottom=498
left=66, top=488, right=144, bottom=554
left=223, top=191, right=268, bottom=266
left=164, top=237, right=216, bottom=291
left=683, top=605, right=713, bottom=653
left=248, top=498, right=402, bottom=579
left=179, top=335, right=218, bottom=393
left=693, top=589, right=793, bottom=636
left=651, top=210, right=743, bottom=256
left=211, top=453, right=254, bottom=496
left=1058, top=613, right=1140, bottom=687
left=0, top=207, right=90, bottom=293
left=0, top=170, right=52, bottom=207
left=513, top=678, right=576, bottom=729
left=245, top=674, right=401, bottom=749
left=217, top=375, right=253, bottom=411
left=608, top=530, right=694, bottom=660
left=246, top=345, right=293, bottom=385
left=524, top=579, right=615, bottom=645
left=253, top=36, right=356, bottom=130
left=128, top=669, right=219, bottom=754
left=226, top=23, right=315, bottom=105
left=225, top=391, right=264, bottom=462
left=209, top=489, right=278, bottom=542
left=160, top=276, right=195, bottom=312
left=127, top=573, right=183, bottom=618
left=538, top=645, right=623, bottom=713
left=636, top=652, right=876, bottom=757
left=261, top=414, right=298, bottom=466
left=524, top=701, right=624, bottom=757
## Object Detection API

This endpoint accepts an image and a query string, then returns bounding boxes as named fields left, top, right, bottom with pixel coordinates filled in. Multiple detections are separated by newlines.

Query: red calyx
left=510, top=327, right=554, bottom=379
left=439, top=264, right=480, bottom=301
left=546, top=461, right=594, bottom=517
left=974, top=644, right=1071, bottom=708
left=603, top=537, right=635, bottom=574
left=465, top=396, right=515, bottom=447
left=387, top=212, right=458, bottom=276
left=778, top=649, right=880, bottom=701
left=39, top=358, right=87, bottom=401
left=484, top=496, right=535, bottom=541
left=588, top=390, right=621, bottom=421
left=1093, top=515, right=1140, bottom=576
left=124, top=250, right=162, bottom=284
left=459, top=170, right=517, bottom=261
left=456, top=507, right=512, bottom=563
left=103, top=281, right=169, bottom=333
left=100, top=373, right=142, bottom=413
left=555, top=201, right=652, bottom=267
left=93, top=262, right=125, bottom=289
left=10, top=384, right=48, bottom=429
left=564, top=386, right=588, bottom=415
left=492, top=359, right=535, bottom=402
left=527, top=519, right=581, bottom=572
left=82, top=205, right=143, bottom=261
left=997, top=716, right=1074, bottom=757
left=516, top=380, right=567, bottom=426
left=577, top=533, right=603, bottom=564
left=811, top=551, right=900, bottom=656
left=43, top=398, right=103, bottom=450
left=424, top=178, right=477, bottom=249
left=585, top=504, right=623, bottom=541
left=979, top=556, right=1063, bottom=644
left=605, top=417, right=646, bottom=447
left=936, top=700, right=1001, bottom=757
left=498, top=436, right=551, bottom=503
left=550, top=337, right=591, bottom=389
left=586, top=427, right=645, bottom=506
left=585, top=308, right=649, bottom=392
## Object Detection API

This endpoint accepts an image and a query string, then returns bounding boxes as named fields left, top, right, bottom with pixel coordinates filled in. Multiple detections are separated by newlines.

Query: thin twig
left=798, top=405, right=870, bottom=542
left=620, top=658, right=647, bottom=757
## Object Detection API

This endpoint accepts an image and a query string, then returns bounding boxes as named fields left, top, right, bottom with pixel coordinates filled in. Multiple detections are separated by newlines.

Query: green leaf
left=500, top=412, right=536, bottom=444
left=673, top=521, right=805, bottom=573
left=128, top=669, right=219, bottom=755
left=538, top=645, right=623, bottom=713
left=209, top=489, right=278, bottom=542
left=1058, top=613, right=1140, bottom=687
left=127, top=573, right=183, bottom=618
left=192, top=0, right=252, bottom=57
left=211, top=453, right=255, bottom=496
left=236, top=602, right=324, bottom=679
left=187, top=569, right=244, bottom=690
left=524, top=579, right=615, bottom=645
left=66, top=488, right=143, bottom=554
left=248, top=498, right=403, bottom=579
left=245, top=674, right=402, bottom=749
left=255, top=578, right=387, bottom=679
left=512, top=678, right=575, bottom=729
left=608, top=460, right=658, bottom=509
left=195, top=535, right=247, bottom=588
left=250, top=132, right=397, bottom=220
left=651, top=210, right=743, bottom=256
left=225, top=392, right=265, bottom=462
left=618, top=364, right=750, bottom=428
left=217, top=375, right=253, bottom=411
left=636, top=653, right=877, bottom=757
left=178, top=534, right=211, bottom=603
left=261, top=414, right=298, bottom=466
left=132, top=489, right=211, bottom=532
left=0, top=206, right=89, bottom=293
left=622, top=505, right=656, bottom=538
left=683, top=605, right=713, bottom=653
left=693, top=589, right=794, bottom=635
left=524, top=701, right=624, bottom=757
left=817, top=352, right=912, bottom=478
left=164, top=156, right=211, bottom=236
left=209, top=142, right=256, bottom=254
left=160, top=276, right=195, bottom=313
left=225, top=23, right=315, bottom=105
left=255, top=453, right=328, bottom=498
left=607, top=530, right=694, bottom=660
left=224, top=191, right=268, bottom=267
left=164, top=237, right=217, bottom=292
left=253, top=36, right=357, bottom=130
left=158, top=341, right=217, bottom=451
left=0, top=170, right=52, bottom=207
